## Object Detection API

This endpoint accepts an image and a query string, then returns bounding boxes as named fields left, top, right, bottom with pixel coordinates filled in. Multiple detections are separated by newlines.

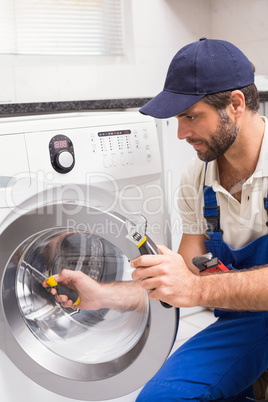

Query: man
left=130, top=37, right=268, bottom=401
left=47, top=38, right=268, bottom=400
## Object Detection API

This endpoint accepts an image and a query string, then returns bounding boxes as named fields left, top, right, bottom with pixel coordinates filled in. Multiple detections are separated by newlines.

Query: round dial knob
left=54, top=150, right=74, bottom=173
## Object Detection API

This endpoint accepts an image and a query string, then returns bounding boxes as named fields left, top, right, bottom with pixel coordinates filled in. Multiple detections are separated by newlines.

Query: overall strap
left=203, top=163, right=223, bottom=241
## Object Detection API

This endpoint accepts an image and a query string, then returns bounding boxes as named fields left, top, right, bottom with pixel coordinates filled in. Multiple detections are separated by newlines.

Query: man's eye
left=187, top=115, right=196, bottom=120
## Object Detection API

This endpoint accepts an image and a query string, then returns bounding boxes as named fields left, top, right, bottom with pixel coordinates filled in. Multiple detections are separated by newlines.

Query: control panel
left=16, top=112, right=162, bottom=183
left=49, top=134, right=75, bottom=173
left=89, top=126, right=154, bottom=171
left=0, top=112, right=163, bottom=214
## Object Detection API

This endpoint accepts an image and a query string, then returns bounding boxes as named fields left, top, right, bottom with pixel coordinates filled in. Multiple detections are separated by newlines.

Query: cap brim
left=139, top=90, right=205, bottom=119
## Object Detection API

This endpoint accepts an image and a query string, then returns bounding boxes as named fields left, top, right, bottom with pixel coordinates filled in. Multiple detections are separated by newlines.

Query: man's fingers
left=139, top=276, right=159, bottom=290
left=130, top=254, right=164, bottom=269
left=130, top=245, right=177, bottom=270
left=132, top=267, right=155, bottom=280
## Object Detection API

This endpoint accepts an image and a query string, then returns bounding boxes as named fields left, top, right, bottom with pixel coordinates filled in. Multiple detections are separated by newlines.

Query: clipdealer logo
left=2, top=169, right=200, bottom=229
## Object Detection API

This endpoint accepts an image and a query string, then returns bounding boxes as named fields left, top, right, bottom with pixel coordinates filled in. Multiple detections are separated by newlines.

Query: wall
left=0, top=0, right=267, bottom=103
left=0, top=0, right=211, bottom=104
left=211, top=0, right=268, bottom=76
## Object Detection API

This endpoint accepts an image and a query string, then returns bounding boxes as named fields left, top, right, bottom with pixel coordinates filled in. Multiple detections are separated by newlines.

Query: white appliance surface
left=0, top=111, right=178, bottom=402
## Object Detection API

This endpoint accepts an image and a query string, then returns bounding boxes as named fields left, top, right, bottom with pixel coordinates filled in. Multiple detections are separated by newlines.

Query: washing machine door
left=0, top=202, right=178, bottom=401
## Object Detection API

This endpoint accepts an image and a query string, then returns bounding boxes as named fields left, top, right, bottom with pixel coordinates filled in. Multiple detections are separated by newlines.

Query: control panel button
left=57, top=151, right=74, bottom=169
left=112, top=156, right=117, bottom=167
left=146, top=151, right=152, bottom=162
left=103, top=157, right=109, bottom=168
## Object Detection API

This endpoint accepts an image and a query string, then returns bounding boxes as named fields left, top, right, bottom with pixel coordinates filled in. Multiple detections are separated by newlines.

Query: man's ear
left=229, top=90, right=245, bottom=118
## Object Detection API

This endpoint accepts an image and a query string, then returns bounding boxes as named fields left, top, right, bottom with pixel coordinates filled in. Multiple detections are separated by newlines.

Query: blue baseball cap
left=139, top=38, right=254, bottom=119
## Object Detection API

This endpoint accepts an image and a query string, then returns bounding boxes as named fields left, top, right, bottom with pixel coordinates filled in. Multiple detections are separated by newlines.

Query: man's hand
left=131, top=245, right=201, bottom=308
left=42, top=269, right=105, bottom=310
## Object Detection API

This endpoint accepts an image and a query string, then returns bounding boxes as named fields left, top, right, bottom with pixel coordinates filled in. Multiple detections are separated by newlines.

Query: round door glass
left=14, top=229, right=149, bottom=368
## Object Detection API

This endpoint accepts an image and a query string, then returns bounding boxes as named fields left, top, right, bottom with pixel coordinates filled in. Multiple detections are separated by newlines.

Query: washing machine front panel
left=0, top=203, right=178, bottom=400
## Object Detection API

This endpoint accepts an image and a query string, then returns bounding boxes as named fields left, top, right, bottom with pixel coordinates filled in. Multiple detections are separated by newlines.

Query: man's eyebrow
left=177, top=112, right=188, bottom=117
left=177, top=108, right=198, bottom=118
left=177, top=111, right=189, bottom=118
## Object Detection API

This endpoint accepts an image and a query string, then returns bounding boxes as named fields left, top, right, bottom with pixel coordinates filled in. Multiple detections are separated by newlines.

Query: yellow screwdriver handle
left=46, top=276, right=80, bottom=306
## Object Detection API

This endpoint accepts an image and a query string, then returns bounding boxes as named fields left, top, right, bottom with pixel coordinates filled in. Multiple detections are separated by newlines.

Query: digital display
left=98, top=130, right=131, bottom=137
left=54, top=140, right=68, bottom=149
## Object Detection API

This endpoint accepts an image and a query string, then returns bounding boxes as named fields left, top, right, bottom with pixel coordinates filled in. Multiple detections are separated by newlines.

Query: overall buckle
left=203, top=206, right=223, bottom=235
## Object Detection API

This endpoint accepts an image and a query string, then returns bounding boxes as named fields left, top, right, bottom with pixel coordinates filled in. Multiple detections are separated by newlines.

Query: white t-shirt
left=178, top=117, right=268, bottom=250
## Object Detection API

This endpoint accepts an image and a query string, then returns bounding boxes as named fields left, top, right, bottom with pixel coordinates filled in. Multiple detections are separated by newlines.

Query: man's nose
left=177, top=120, right=193, bottom=140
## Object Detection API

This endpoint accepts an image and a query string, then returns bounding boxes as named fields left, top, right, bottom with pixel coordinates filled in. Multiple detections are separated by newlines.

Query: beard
left=187, top=110, right=239, bottom=162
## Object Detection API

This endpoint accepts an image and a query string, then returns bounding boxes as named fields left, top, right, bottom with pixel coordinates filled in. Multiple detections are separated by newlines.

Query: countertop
left=0, top=93, right=267, bottom=117
left=0, top=98, right=151, bottom=117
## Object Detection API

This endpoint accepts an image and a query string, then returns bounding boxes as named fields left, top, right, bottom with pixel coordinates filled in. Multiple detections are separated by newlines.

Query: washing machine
left=0, top=111, right=178, bottom=402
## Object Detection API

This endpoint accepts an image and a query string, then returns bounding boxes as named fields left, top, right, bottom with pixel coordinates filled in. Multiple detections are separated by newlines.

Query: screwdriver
left=21, top=261, right=81, bottom=306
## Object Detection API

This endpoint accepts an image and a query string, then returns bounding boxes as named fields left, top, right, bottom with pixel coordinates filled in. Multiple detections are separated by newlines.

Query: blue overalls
left=137, top=183, right=268, bottom=401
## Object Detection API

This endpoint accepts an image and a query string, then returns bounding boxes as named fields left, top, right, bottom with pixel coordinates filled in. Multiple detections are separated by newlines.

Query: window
left=0, top=0, right=124, bottom=56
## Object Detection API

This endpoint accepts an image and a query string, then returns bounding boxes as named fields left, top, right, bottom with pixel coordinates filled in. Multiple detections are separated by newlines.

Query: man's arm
left=131, top=238, right=268, bottom=311
left=198, top=266, right=268, bottom=311
left=43, top=269, right=146, bottom=312
left=179, top=234, right=268, bottom=310
left=178, top=233, right=208, bottom=274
